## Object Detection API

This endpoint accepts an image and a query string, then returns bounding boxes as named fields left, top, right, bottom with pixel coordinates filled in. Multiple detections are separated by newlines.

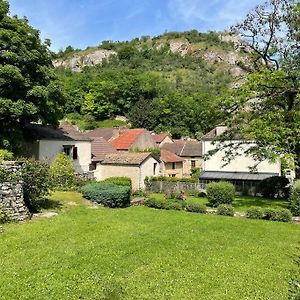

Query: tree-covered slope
left=55, top=30, right=250, bottom=137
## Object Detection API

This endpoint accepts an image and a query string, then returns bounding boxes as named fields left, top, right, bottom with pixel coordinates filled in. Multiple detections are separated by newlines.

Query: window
left=191, top=160, right=196, bottom=168
left=172, top=162, right=176, bottom=170
left=153, top=163, right=157, bottom=175
left=63, top=145, right=72, bottom=156
left=72, top=147, right=78, bottom=160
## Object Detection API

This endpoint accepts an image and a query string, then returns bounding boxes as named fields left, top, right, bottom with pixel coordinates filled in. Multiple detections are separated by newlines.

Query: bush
left=206, top=181, right=235, bottom=207
left=144, top=197, right=168, bottom=209
left=21, top=160, right=53, bottom=212
left=103, top=177, right=132, bottom=192
left=246, top=207, right=264, bottom=219
left=0, top=149, right=13, bottom=162
left=263, top=207, right=292, bottom=222
left=258, top=176, right=290, bottom=199
left=50, top=152, right=76, bottom=190
left=146, top=176, right=197, bottom=183
left=289, top=180, right=300, bottom=216
left=217, top=204, right=234, bottom=216
left=185, top=189, right=199, bottom=197
left=0, top=209, right=8, bottom=224
left=165, top=200, right=185, bottom=211
left=185, top=202, right=206, bottom=214
left=81, top=182, right=130, bottom=208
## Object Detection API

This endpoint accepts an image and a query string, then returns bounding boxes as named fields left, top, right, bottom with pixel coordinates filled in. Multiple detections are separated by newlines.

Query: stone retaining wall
left=0, top=162, right=30, bottom=221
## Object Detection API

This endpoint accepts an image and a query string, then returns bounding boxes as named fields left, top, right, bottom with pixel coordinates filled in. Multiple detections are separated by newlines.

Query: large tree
left=0, top=0, right=64, bottom=150
left=218, top=0, right=300, bottom=176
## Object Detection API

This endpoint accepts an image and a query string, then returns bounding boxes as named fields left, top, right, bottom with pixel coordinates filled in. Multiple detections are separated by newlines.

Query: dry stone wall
left=0, top=162, right=30, bottom=221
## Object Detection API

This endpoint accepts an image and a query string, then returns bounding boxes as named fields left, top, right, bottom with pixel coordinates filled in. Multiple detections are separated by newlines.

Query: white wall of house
left=202, top=141, right=281, bottom=174
left=94, top=156, right=160, bottom=190
left=38, top=140, right=92, bottom=173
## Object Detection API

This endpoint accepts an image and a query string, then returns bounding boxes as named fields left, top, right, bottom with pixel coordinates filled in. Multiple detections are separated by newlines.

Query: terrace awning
left=199, top=171, right=279, bottom=181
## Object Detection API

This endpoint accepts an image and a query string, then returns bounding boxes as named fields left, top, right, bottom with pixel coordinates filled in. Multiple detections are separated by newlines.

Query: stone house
left=200, top=125, right=281, bottom=192
left=160, top=149, right=184, bottom=178
left=161, top=140, right=203, bottom=177
left=151, top=133, right=174, bottom=147
left=94, top=152, right=160, bottom=190
left=24, top=122, right=92, bottom=173
left=109, top=129, right=156, bottom=151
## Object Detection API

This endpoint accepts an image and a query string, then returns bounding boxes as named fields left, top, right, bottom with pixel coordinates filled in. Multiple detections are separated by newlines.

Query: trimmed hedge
left=81, top=182, right=131, bottom=208
left=246, top=207, right=264, bottom=219
left=185, top=202, right=206, bottom=214
left=103, top=177, right=132, bottom=192
left=217, top=204, right=234, bottom=216
left=245, top=206, right=292, bottom=222
left=144, top=198, right=185, bottom=211
left=206, top=181, right=235, bottom=207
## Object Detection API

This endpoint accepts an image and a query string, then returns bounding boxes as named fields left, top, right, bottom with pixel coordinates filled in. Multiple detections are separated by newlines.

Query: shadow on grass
left=36, top=198, right=63, bottom=211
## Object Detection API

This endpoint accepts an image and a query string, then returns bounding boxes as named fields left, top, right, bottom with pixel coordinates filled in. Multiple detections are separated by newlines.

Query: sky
left=8, top=0, right=263, bottom=52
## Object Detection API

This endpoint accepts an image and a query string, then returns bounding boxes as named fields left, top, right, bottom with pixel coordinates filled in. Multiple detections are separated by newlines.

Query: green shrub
left=206, top=181, right=235, bottom=207
left=246, top=207, right=264, bottom=219
left=50, top=152, right=76, bottom=190
left=185, top=202, right=206, bottom=214
left=263, top=207, right=292, bottom=222
left=144, top=197, right=168, bottom=209
left=217, top=204, right=234, bottom=216
left=81, top=182, right=130, bottom=208
left=0, top=149, right=13, bottom=162
left=0, top=209, right=8, bottom=224
left=21, top=160, right=53, bottom=212
left=185, top=189, right=199, bottom=197
left=146, top=176, right=197, bottom=183
left=103, top=177, right=132, bottom=192
left=289, top=180, right=300, bottom=216
left=165, top=200, right=185, bottom=211
left=258, top=176, right=290, bottom=199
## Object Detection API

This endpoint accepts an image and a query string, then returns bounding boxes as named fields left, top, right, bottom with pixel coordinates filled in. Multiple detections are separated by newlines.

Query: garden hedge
left=81, top=182, right=131, bottom=208
left=206, top=181, right=235, bottom=207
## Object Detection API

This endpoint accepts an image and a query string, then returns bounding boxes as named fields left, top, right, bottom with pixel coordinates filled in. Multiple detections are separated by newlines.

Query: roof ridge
left=180, top=141, right=187, bottom=156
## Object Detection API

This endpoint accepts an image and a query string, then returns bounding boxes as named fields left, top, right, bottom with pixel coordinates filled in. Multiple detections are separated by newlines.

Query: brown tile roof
left=160, top=149, right=183, bottom=163
left=59, top=121, right=91, bottom=141
left=24, top=123, right=91, bottom=141
left=202, top=128, right=217, bottom=141
left=85, top=128, right=115, bottom=141
left=91, top=137, right=117, bottom=162
left=102, top=152, right=158, bottom=165
left=162, top=141, right=202, bottom=157
left=152, top=133, right=170, bottom=143
left=109, top=129, right=145, bottom=150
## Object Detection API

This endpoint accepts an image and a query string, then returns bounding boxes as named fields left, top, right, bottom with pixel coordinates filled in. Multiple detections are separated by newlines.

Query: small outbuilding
left=94, top=152, right=160, bottom=190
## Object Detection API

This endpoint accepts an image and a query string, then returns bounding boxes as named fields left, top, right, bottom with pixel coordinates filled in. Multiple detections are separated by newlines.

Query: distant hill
left=54, top=30, right=251, bottom=138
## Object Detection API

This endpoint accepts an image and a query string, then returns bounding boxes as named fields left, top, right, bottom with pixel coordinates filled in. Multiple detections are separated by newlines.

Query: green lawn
left=0, top=191, right=299, bottom=299
left=149, top=193, right=289, bottom=212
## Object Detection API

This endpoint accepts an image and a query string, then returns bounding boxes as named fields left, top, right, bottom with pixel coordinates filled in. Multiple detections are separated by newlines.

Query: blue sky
left=8, top=0, right=263, bottom=52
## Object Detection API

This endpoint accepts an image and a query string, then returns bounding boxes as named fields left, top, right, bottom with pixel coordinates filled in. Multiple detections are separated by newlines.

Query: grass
left=149, top=193, right=289, bottom=212
left=0, top=191, right=299, bottom=299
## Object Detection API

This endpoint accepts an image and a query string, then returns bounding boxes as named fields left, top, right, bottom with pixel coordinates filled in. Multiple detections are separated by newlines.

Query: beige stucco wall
left=182, top=157, right=203, bottom=177
left=161, top=161, right=183, bottom=178
left=202, top=141, right=281, bottom=174
left=131, top=131, right=156, bottom=150
left=95, top=156, right=160, bottom=190
left=38, top=140, right=92, bottom=173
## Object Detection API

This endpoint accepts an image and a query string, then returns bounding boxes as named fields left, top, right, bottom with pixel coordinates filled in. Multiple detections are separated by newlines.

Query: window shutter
left=73, top=147, right=78, bottom=160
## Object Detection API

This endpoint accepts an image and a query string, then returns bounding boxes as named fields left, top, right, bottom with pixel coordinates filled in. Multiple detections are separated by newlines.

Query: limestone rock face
left=53, top=49, right=117, bottom=71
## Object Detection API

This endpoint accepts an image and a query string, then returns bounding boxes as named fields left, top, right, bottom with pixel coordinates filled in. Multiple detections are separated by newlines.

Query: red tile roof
left=109, top=129, right=145, bottom=150
left=160, top=149, right=183, bottom=163
left=91, top=137, right=117, bottom=162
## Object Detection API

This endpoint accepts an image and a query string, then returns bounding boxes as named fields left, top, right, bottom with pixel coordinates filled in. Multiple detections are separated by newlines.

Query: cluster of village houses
left=23, top=121, right=289, bottom=191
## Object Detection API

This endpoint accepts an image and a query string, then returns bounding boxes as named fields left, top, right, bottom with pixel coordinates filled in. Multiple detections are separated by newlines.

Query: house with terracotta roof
left=151, top=133, right=173, bottom=147
left=109, top=129, right=156, bottom=151
left=94, top=152, right=160, bottom=190
left=200, top=125, right=282, bottom=193
left=84, top=128, right=117, bottom=142
left=160, top=149, right=184, bottom=178
left=23, top=121, right=92, bottom=173
left=161, top=140, right=203, bottom=177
